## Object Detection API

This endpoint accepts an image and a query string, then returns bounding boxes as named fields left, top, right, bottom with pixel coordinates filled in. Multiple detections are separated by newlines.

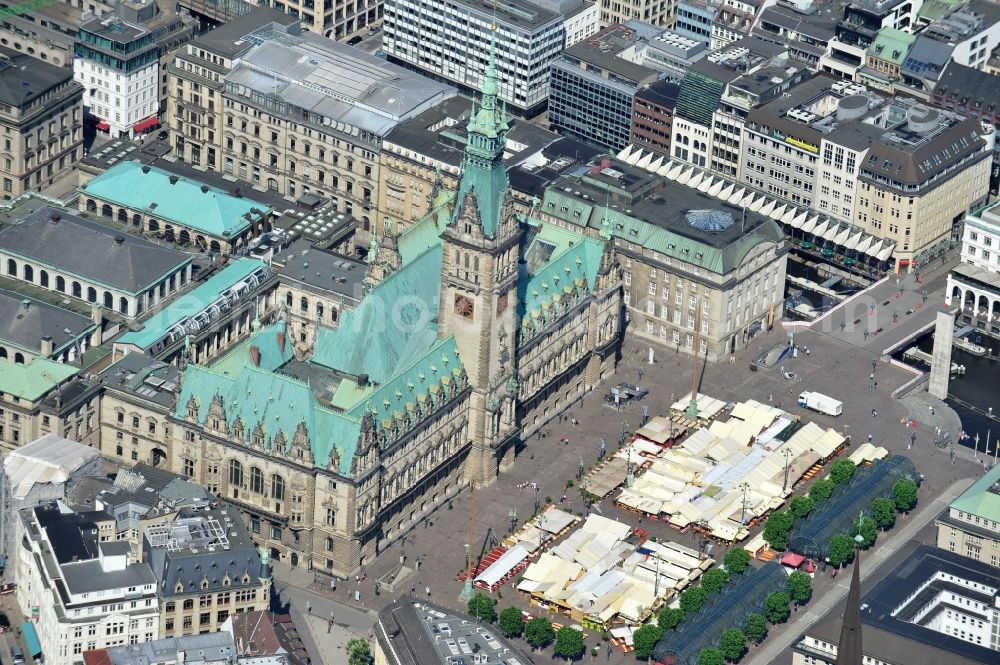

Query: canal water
left=899, top=333, right=1000, bottom=453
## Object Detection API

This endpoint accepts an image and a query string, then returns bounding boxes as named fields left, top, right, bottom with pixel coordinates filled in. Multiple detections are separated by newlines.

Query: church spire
left=836, top=518, right=865, bottom=665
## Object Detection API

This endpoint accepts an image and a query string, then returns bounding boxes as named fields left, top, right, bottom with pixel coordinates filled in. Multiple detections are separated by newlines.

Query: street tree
left=700, top=568, right=730, bottom=594
left=809, top=478, right=836, bottom=503
left=765, top=592, right=791, bottom=624
left=697, top=648, right=725, bottom=665
left=857, top=515, right=877, bottom=549
left=892, top=479, right=918, bottom=512
left=632, top=624, right=664, bottom=659
left=744, top=613, right=768, bottom=645
left=525, top=617, right=555, bottom=649
left=871, top=497, right=896, bottom=530
left=763, top=512, right=794, bottom=550
left=718, top=628, right=747, bottom=662
left=679, top=587, right=708, bottom=614
left=497, top=607, right=523, bottom=638
left=658, top=607, right=686, bottom=631
left=467, top=592, right=497, bottom=624
left=786, top=571, right=812, bottom=605
left=724, top=548, right=751, bottom=575
left=829, top=459, right=856, bottom=485
left=827, top=534, right=855, bottom=568
left=347, top=639, right=371, bottom=665
left=554, top=627, right=585, bottom=662
left=789, top=495, right=816, bottom=520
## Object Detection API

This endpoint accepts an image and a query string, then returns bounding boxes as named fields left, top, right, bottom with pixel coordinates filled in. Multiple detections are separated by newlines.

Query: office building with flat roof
left=935, top=462, right=1000, bottom=567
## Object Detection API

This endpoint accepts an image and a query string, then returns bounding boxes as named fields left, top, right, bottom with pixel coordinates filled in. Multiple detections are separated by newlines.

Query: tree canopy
left=467, top=592, right=497, bottom=624
left=871, top=497, right=896, bottom=530
left=632, top=624, right=663, bottom=660
left=497, top=607, right=523, bottom=638
left=765, top=591, right=791, bottom=624
left=347, top=639, right=371, bottom=665
left=763, top=511, right=795, bottom=551
left=700, top=567, right=730, bottom=594
left=525, top=617, right=555, bottom=648
left=857, top=515, right=877, bottom=549
left=553, top=627, right=585, bottom=661
left=744, top=613, right=768, bottom=645
left=679, top=586, right=709, bottom=614
left=658, top=607, right=686, bottom=631
left=827, top=534, right=855, bottom=568
left=829, top=459, right=856, bottom=485
left=789, top=495, right=816, bottom=520
left=724, top=547, right=751, bottom=575
left=809, top=478, right=836, bottom=503
left=718, top=628, right=748, bottom=662
left=892, top=479, right=918, bottom=512
left=786, top=570, right=812, bottom=604
left=697, top=648, right=725, bottom=665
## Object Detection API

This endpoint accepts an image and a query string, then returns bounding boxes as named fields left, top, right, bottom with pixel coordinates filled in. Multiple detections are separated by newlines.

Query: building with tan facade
left=218, top=30, right=454, bottom=247
left=96, top=51, right=623, bottom=577
left=0, top=46, right=83, bottom=198
left=179, top=0, right=380, bottom=40
left=935, top=463, right=1000, bottom=568
left=538, top=157, right=786, bottom=361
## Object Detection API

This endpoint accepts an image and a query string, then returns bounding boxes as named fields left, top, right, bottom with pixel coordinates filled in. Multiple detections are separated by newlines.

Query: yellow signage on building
left=785, top=137, right=819, bottom=153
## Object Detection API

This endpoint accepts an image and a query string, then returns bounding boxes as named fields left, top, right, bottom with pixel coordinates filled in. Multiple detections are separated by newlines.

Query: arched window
left=117, top=208, right=128, bottom=223
left=300, top=296, right=309, bottom=313
left=55, top=275, right=65, bottom=292
left=86, top=287, right=97, bottom=303
left=22, top=264, right=33, bottom=282
left=132, top=213, right=141, bottom=227
left=250, top=467, right=264, bottom=494
left=148, top=219, right=159, bottom=232
left=101, top=204, right=112, bottom=218
left=210, top=240, right=221, bottom=253
left=39, top=270, right=48, bottom=287
left=103, top=291, right=113, bottom=309
left=6, top=258, right=16, bottom=276
left=316, top=302, right=324, bottom=319
left=13, top=352, right=24, bottom=364
left=267, top=178, right=278, bottom=191
left=0, top=348, right=6, bottom=359
left=71, top=281, right=81, bottom=298
left=228, top=460, right=243, bottom=487
left=85, top=199, right=97, bottom=213
left=119, top=297, right=129, bottom=315
left=271, top=475, right=285, bottom=501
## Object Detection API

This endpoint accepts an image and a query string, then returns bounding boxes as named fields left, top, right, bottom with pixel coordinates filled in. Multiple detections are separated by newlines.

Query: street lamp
left=739, top=482, right=751, bottom=525
left=782, top=448, right=794, bottom=492
left=508, top=507, right=518, bottom=533
left=577, top=455, right=585, bottom=480
left=533, top=486, right=540, bottom=515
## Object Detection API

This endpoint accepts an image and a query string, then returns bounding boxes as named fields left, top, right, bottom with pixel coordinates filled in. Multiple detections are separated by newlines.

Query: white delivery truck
left=797, top=391, right=843, bottom=417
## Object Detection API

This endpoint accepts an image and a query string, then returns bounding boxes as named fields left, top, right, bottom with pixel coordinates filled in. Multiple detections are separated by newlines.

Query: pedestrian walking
left=330, top=579, right=336, bottom=592
left=306, top=601, right=312, bottom=615
left=426, top=586, right=431, bottom=598
left=868, top=434, right=873, bottom=443
left=411, top=582, right=416, bottom=594
left=872, top=409, right=878, bottom=418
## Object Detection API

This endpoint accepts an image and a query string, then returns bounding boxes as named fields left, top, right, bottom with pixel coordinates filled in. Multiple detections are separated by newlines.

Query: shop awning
left=22, top=622, right=41, bottom=657
left=95, top=121, right=110, bottom=131
left=876, top=242, right=894, bottom=261
left=133, top=116, right=160, bottom=133
left=780, top=552, right=806, bottom=568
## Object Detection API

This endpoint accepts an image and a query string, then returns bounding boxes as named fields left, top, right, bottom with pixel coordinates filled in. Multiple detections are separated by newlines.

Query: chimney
left=90, top=305, right=104, bottom=347
left=357, top=374, right=369, bottom=387
left=113, top=235, right=125, bottom=245
left=40, top=335, right=54, bottom=357
left=201, top=185, right=209, bottom=193
left=49, top=211, right=61, bottom=223
left=141, top=165, right=151, bottom=174
left=169, top=175, right=179, bottom=185
left=601, top=158, right=612, bottom=169
left=276, top=332, right=285, bottom=354
left=590, top=165, right=600, bottom=175
left=249, top=345, right=261, bottom=367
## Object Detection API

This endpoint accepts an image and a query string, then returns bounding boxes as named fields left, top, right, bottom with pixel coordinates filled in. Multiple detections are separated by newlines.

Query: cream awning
left=698, top=176, right=715, bottom=193
left=843, top=231, right=863, bottom=250
left=823, top=223, right=842, bottom=242
left=636, top=152, right=653, bottom=170
left=718, top=183, right=734, bottom=200
left=790, top=210, right=809, bottom=229
left=688, top=171, right=706, bottom=189
left=832, top=226, right=851, bottom=246
left=811, top=220, right=829, bottom=238
left=677, top=167, right=695, bottom=185
left=727, top=187, right=746, bottom=204
left=877, top=242, right=894, bottom=261
left=800, top=215, right=819, bottom=234
left=666, top=162, right=684, bottom=180
left=749, top=195, right=766, bottom=212
left=759, top=199, right=777, bottom=217
left=780, top=206, right=797, bottom=224
left=648, top=155, right=664, bottom=172
left=625, top=148, right=643, bottom=165
left=617, top=145, right=634, bottom=161
left=656, top=160, right=675, bottom=177
left=855, top=236, right=874, bottom=254
left=865, top=240, right=884, bottom=258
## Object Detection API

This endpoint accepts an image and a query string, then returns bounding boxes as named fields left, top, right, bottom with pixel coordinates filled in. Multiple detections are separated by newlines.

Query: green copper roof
left=175, top=361, right=360, bottom=474
left=949, top=463, right=1000, bottom=521
left=868, top=28, right=916, bottom=65
left=398, top=196, right=452, bottom=265
left=519, top=227, right=604, bottom=318
left=82, top=161, right=268, bottom=239
left=118, top=259, right=268, bottom=350
left=209, top=321, right=293, bottom=378
left=328, top=377, right=375, bottom=411
left=0, top=355, right=78, bottom=401
left=348, top=336, right=464, bottom=431
left=675, top=69, right=725, bottom=126
left=311, top=245, right=442, bottom=383
left=918, top=0, right=964, bottom=23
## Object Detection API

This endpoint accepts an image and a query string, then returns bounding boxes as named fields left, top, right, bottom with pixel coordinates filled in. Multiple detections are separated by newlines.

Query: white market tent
left=474, top=544, right=530, bottom=587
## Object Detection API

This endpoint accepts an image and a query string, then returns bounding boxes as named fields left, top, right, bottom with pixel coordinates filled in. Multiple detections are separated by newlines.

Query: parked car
left=0, top=583, right=15, bottom=596
left=347, top=35, right=363, bottom=46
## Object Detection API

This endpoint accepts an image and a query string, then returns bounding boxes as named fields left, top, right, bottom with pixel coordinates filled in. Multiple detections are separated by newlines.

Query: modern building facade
left=97, top=45, right=624, bottom=579
left=16, top=504, right=160, bottom=665
left=74, top=0, right=198, bottom=138
left=548, top=25, right=659, bottom=151
left=935, top=457, right=1000, bottom=565
left=538, top=157, right=787, bottom=360
left=381, top=0, right=573, bottom=117
left=599, top=0, right=677, bottom=29
left=0, top=46, right=84, bottom=198
left=630, top=80, right=679, bottom=158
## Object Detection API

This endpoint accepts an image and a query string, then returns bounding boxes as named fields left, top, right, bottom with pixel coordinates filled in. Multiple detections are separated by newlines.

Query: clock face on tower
left=454, top=293, right=475, bottom=320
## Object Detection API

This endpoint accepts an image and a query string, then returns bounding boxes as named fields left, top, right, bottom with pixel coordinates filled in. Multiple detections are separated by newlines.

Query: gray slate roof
left=0, top=46, right=76, bottom=108
left=0, top=288, right=94, bottom=353
left=0, top=207, right=191, bottom=293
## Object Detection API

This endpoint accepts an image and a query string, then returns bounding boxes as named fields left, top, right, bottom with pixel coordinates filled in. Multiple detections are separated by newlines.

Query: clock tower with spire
left=438, top=29, right=522, bottom=484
